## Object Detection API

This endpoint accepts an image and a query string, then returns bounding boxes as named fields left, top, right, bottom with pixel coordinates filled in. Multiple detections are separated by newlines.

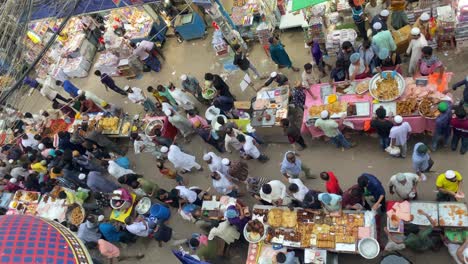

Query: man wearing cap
left=280, top=151, right=313, bottom=179
left=268, top=36, right=300, bottom=72
left=372, top=22, right=396, bottom=54
left=389, top=115, right=412, bottom=158
left=94, top=70, right=127, bottom=96
left=406, top=27, right=428, bottom=75
left=349, top=52, right=369, bottom=80
left=180, top=74, right=208, bottom=105
left=211, top=171, right=238, bottom=197
left=165, top=108, right=194, bottom=142
left=162, top=145, right=202, bottom=173
left=203, top=152, right=223, bottom=173
left=263, top=71, right=289, bottom=87
left=451, top=106, right=468, bottom=154
left=414, top=12, right=431, bottom=40
left=315, top=110, right=354, bottom=149
left=436, top=170, right=463, bottom=201
left=432, top=101, right=452, bottom=151
left=375, top=48, right=402, bottom=74
left=371, top=106, right=394, bottom=150
left=389, top=172, right=419, bottom=200
left=318, top=192, right=342, bottom=213
left=412, top=142, right=434, bottom=181
left=371, top=9, right=389, bottom=36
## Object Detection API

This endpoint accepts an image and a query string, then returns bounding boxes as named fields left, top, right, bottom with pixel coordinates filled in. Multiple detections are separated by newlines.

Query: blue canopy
left=31, top=0, right=160, bottom=21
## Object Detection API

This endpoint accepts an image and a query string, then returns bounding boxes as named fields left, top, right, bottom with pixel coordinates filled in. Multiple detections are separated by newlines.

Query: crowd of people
left=0, top=4, right=466, bottom=263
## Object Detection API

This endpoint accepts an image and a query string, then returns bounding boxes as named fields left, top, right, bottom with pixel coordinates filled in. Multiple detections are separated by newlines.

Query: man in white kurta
left=259, top=180, right=290, bottom=205
left=169, top=86, right=196, bottom=111
left=165, top=109, right=194, bottom=139
left=163, top=145, right=201, bottom=172
left=203, top=152, right=223, bottom=173
left=406, top=28, right=428, bottom=75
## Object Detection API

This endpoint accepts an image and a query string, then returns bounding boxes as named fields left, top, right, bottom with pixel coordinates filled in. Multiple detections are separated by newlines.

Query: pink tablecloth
left=300, top=83, right=436, bottom=138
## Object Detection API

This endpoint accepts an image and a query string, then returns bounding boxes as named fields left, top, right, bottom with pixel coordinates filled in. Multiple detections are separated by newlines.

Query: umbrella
left=292, top=0, right=328, bottom=11
left=172, top=250, right=211, bottom=264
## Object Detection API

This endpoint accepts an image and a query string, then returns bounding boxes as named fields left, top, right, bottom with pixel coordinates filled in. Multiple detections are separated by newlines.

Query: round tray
left=144, top=119, right=164, bottom=138
left=368, top=71, right=406, bottom=102
left=358, top=237, right=380, bottom=259
left=135, top=197, right=152, bottom=215
left=243, top=223, right=267, bottom=244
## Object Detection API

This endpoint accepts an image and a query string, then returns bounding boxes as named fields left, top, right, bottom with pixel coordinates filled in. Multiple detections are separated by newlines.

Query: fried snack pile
left=397, top=99, right=418, bottom=116
left=374, top=78, right=399, bottom=101
left=98, top=117, right=120, bottom=132
left=70, top=206, right=84, bottom=225
left=267, top=209, right=283, bottom=227
left=355, top=81, right=369, bottom=94
left=419, top=97, right=440, bottom=118
left=308, top=102, right=347, bottom=117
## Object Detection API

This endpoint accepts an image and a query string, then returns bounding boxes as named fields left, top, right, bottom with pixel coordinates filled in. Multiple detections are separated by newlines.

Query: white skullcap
left=180, top=74, right=187, bottom=81
left=9, top=178, right=17, bottom=183
left=394, top=115, right=403, bottom=124
left=373, top=22, right=382, bottom=31
left=420, top=12, right=430, bottom=21
left=411, top=27, right=420, bottom=36
left=98, top=215, right=105, bottom=222
left=38, top=143, right=45, bottom=150
left=320, top=110, right=329, bottom=119
left=39, top=109, right=45, bottom=115
left=163, top=109, right=172, bottom=116
left=270, top=72, right=278, bottom=78
left=445, top=170, right=456, bottom=179
left=78, top=173, right=86, bottom=180
left=380, top=9, right=389, bottom=17
left=203, top=153, right=211, bottom=161
left=77, top=90, right=83, bottom=95
left=8, top=159, right=14, bottom=164
left=222, top=158, right=230, bottom=165
left=160, top=146, right=169, bottom=153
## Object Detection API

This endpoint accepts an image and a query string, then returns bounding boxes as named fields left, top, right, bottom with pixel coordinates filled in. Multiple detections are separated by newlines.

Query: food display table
left=71, top=113, right=133, bottom=138
left=251, top=86, right=289, bottom=128
left=6, top=190, right=41, bottom=216
left=245, top=205, right=377, bottom=262
left=301, top=75, right=454, bottom=137
left=201, top=195, right=243, bottom=221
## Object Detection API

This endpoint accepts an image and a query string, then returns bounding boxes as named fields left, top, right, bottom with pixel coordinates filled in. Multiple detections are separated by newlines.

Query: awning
left=31, top=0, right=160, bottom=21
left=291, top=0, right=328, bottom=12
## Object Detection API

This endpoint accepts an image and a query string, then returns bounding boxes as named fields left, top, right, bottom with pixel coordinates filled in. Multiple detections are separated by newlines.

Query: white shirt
left=21, top=133, right=39, bottom=148
left=169, top=88, right=195, bottom=111
left=138, top=40, right=154, bottom=51
left=243, top=135, right=260, bottom=159
left=206, top=152, right=222, bottom=173
left=225, top=129, right=243, bottom=152
left=288, top=178, right=309, bottom=202
left=84, top=91, right=105, bottom=106
left=133, top=134, right=155, bottom=154
left=365, top=1, right=383, bottom=19
left=260, top=180, right=286, bottom=203
left=349, top=59, right=366, bottom=76
left=389, top=122, right=412, bottom=145
left=40, top=85, right=58, bottom=101
left=128, top=88, right=145, bottom=103
left=389, top=173, right=419, bottom=199
left=176, top=186, right=197, bottom=203
left=133, top=46, right=150, bottom=61
left=212, top=172, right=233, bottom=195
left=125, top=222, right=149, bottom=237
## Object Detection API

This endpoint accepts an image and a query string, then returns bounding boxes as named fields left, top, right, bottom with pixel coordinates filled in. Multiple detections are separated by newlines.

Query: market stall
left=230, top=0, right=277, bottom=41
left=71, top=113, right=133, bottom=138
left=245, top=205, right=378, bottom=263
left=301, top=73, right=454, bottom=138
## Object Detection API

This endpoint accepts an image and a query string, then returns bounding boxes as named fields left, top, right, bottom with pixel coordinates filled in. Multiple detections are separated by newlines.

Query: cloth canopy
left=292, top=0, right=328, bottom=11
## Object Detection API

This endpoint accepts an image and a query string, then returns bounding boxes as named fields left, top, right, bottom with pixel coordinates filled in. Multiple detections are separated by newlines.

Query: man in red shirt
left=451, top=106, right=467, bottom=155
left=320, top=171, right=343, bottom=195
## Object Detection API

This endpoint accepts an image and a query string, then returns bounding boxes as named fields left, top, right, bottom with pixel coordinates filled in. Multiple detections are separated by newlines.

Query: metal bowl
left=369, top=71, right=405, bottom=102
left=243, top=222, right=267, bottom=244
left=358, top=237, right=380, bottom=259
left=135, top=197, right=152, bottom=215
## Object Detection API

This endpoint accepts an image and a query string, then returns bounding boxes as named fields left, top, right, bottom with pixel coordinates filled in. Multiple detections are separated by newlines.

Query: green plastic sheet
left=292, top=0, right=328, bottom=11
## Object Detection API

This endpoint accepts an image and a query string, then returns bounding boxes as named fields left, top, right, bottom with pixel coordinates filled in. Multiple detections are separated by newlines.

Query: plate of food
left=267, top=208, right=283, bottom=227
left=369, top=71, right=405, bottom=102
left=418, top=97, right=441, bottom=119
left=438, top=202, right=468, bottom=227
left=397, top=99, right=419, bottom=116
left=355, top=80, right=370, bottom=94
left=67, top=204, right=85, bottom=226
left=244, top=219, right=267, bottom=243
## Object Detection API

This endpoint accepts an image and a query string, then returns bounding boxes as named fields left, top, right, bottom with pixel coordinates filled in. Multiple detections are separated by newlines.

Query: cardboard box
left=392, top=25, right=411, bottom=54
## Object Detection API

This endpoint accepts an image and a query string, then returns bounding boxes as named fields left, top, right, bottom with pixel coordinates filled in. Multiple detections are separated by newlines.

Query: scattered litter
left=172, top=71, right=176, bottom=75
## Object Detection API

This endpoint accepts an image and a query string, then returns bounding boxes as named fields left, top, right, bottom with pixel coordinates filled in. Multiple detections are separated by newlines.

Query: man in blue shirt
left=432, top=101, right=452, bottom=151
left=56, top=80, right=79, bottom=98
left=358, top=173, right=386, bottom=212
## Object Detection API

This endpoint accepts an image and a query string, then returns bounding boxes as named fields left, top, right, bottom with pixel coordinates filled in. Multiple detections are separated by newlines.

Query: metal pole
left=0, top=0, right=81, bottom=105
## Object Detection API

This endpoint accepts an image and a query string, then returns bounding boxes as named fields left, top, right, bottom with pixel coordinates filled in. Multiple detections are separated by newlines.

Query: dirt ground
left=16, top=24, right=468, bottom=263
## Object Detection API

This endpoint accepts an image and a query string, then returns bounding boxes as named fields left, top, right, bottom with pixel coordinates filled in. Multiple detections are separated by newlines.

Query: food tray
left=251, top=109, right=276, bottom=127
left=353, top=102, right=370, bottom=117
left=438, top=202, right=468, bottom=227
left=135, top=197, right=152, bottom=215
left=13, top=190, right=40, bottom=204
left=410, top=201, right=438, bottom=226
left=243, top=222, right=267, bottom=243
left=66, top=204, right=85, bottom=226
left=101, top=117, right=124, bottom=135
left=355, top=80, right=370, bottom=95
left=418, top=99, right=440, bottom=119
left=369, top=71, right=406, bottom=102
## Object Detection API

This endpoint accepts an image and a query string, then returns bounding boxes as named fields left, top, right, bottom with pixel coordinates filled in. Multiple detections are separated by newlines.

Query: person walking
left=160, top=145, right=202, bottom=173
left=320, top=171, right=343, bottom=195
left=389, top=115, right=412, bottom=158
left=452, top=76, right=468, bottom=107
left=268, top=36, right=299, bottom=72
left=451, top=106, right=468, bottom=154
left=390, top=0, right=409, bottom=30
left=280, top=151, right=313, bottom=179
left=56, top=80, right=80, bottom=98
left=348, top=0, right=368, bottom=41
left=432, top=101, right=452, bottom=151
left=307, top=39, right=328, bottom=78
left=412, top=143, right=433, bottom=181
left=94, top=70, right=127, bottom=96
left=280, top=118, right=307, bottom=150
left=180, top=74, right=209, bottom=105
left=370, top=9, right=389, bottom=35
left=233, top=44, right=262, bottom=79
left=389, top=172, right=419, bottom=200
left=315, top=110, right=355, bottom=149
left=237, top=134, right=269, bottom=162
left=371, top=106, right=393, bottom=150
left=358, top=173, right=386, bottom=212
left=406, top=28, right=428, bottom=75
left=164, top=108, right=194, bottom=142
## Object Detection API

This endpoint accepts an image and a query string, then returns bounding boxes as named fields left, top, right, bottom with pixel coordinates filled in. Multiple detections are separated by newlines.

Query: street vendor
left=111, top=188, right=133, bottom=211
left=342, top=184, right=365, bottom=210
left=415, top=46, right=444, bottom=78
left=414, top=13, right=431, bottom=40
left=375, top=48, right=402, bottom=74
left=349, top=52, right=370, bottom=80
left=407, top=28, right=428, bottom=75
left=358, top=173, right=386, bottom=211
left=225, top=202, right=250, bottom=231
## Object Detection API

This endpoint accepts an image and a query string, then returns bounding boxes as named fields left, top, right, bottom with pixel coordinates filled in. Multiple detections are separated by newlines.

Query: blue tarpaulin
left=31, top=0, right=160, bottom=21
